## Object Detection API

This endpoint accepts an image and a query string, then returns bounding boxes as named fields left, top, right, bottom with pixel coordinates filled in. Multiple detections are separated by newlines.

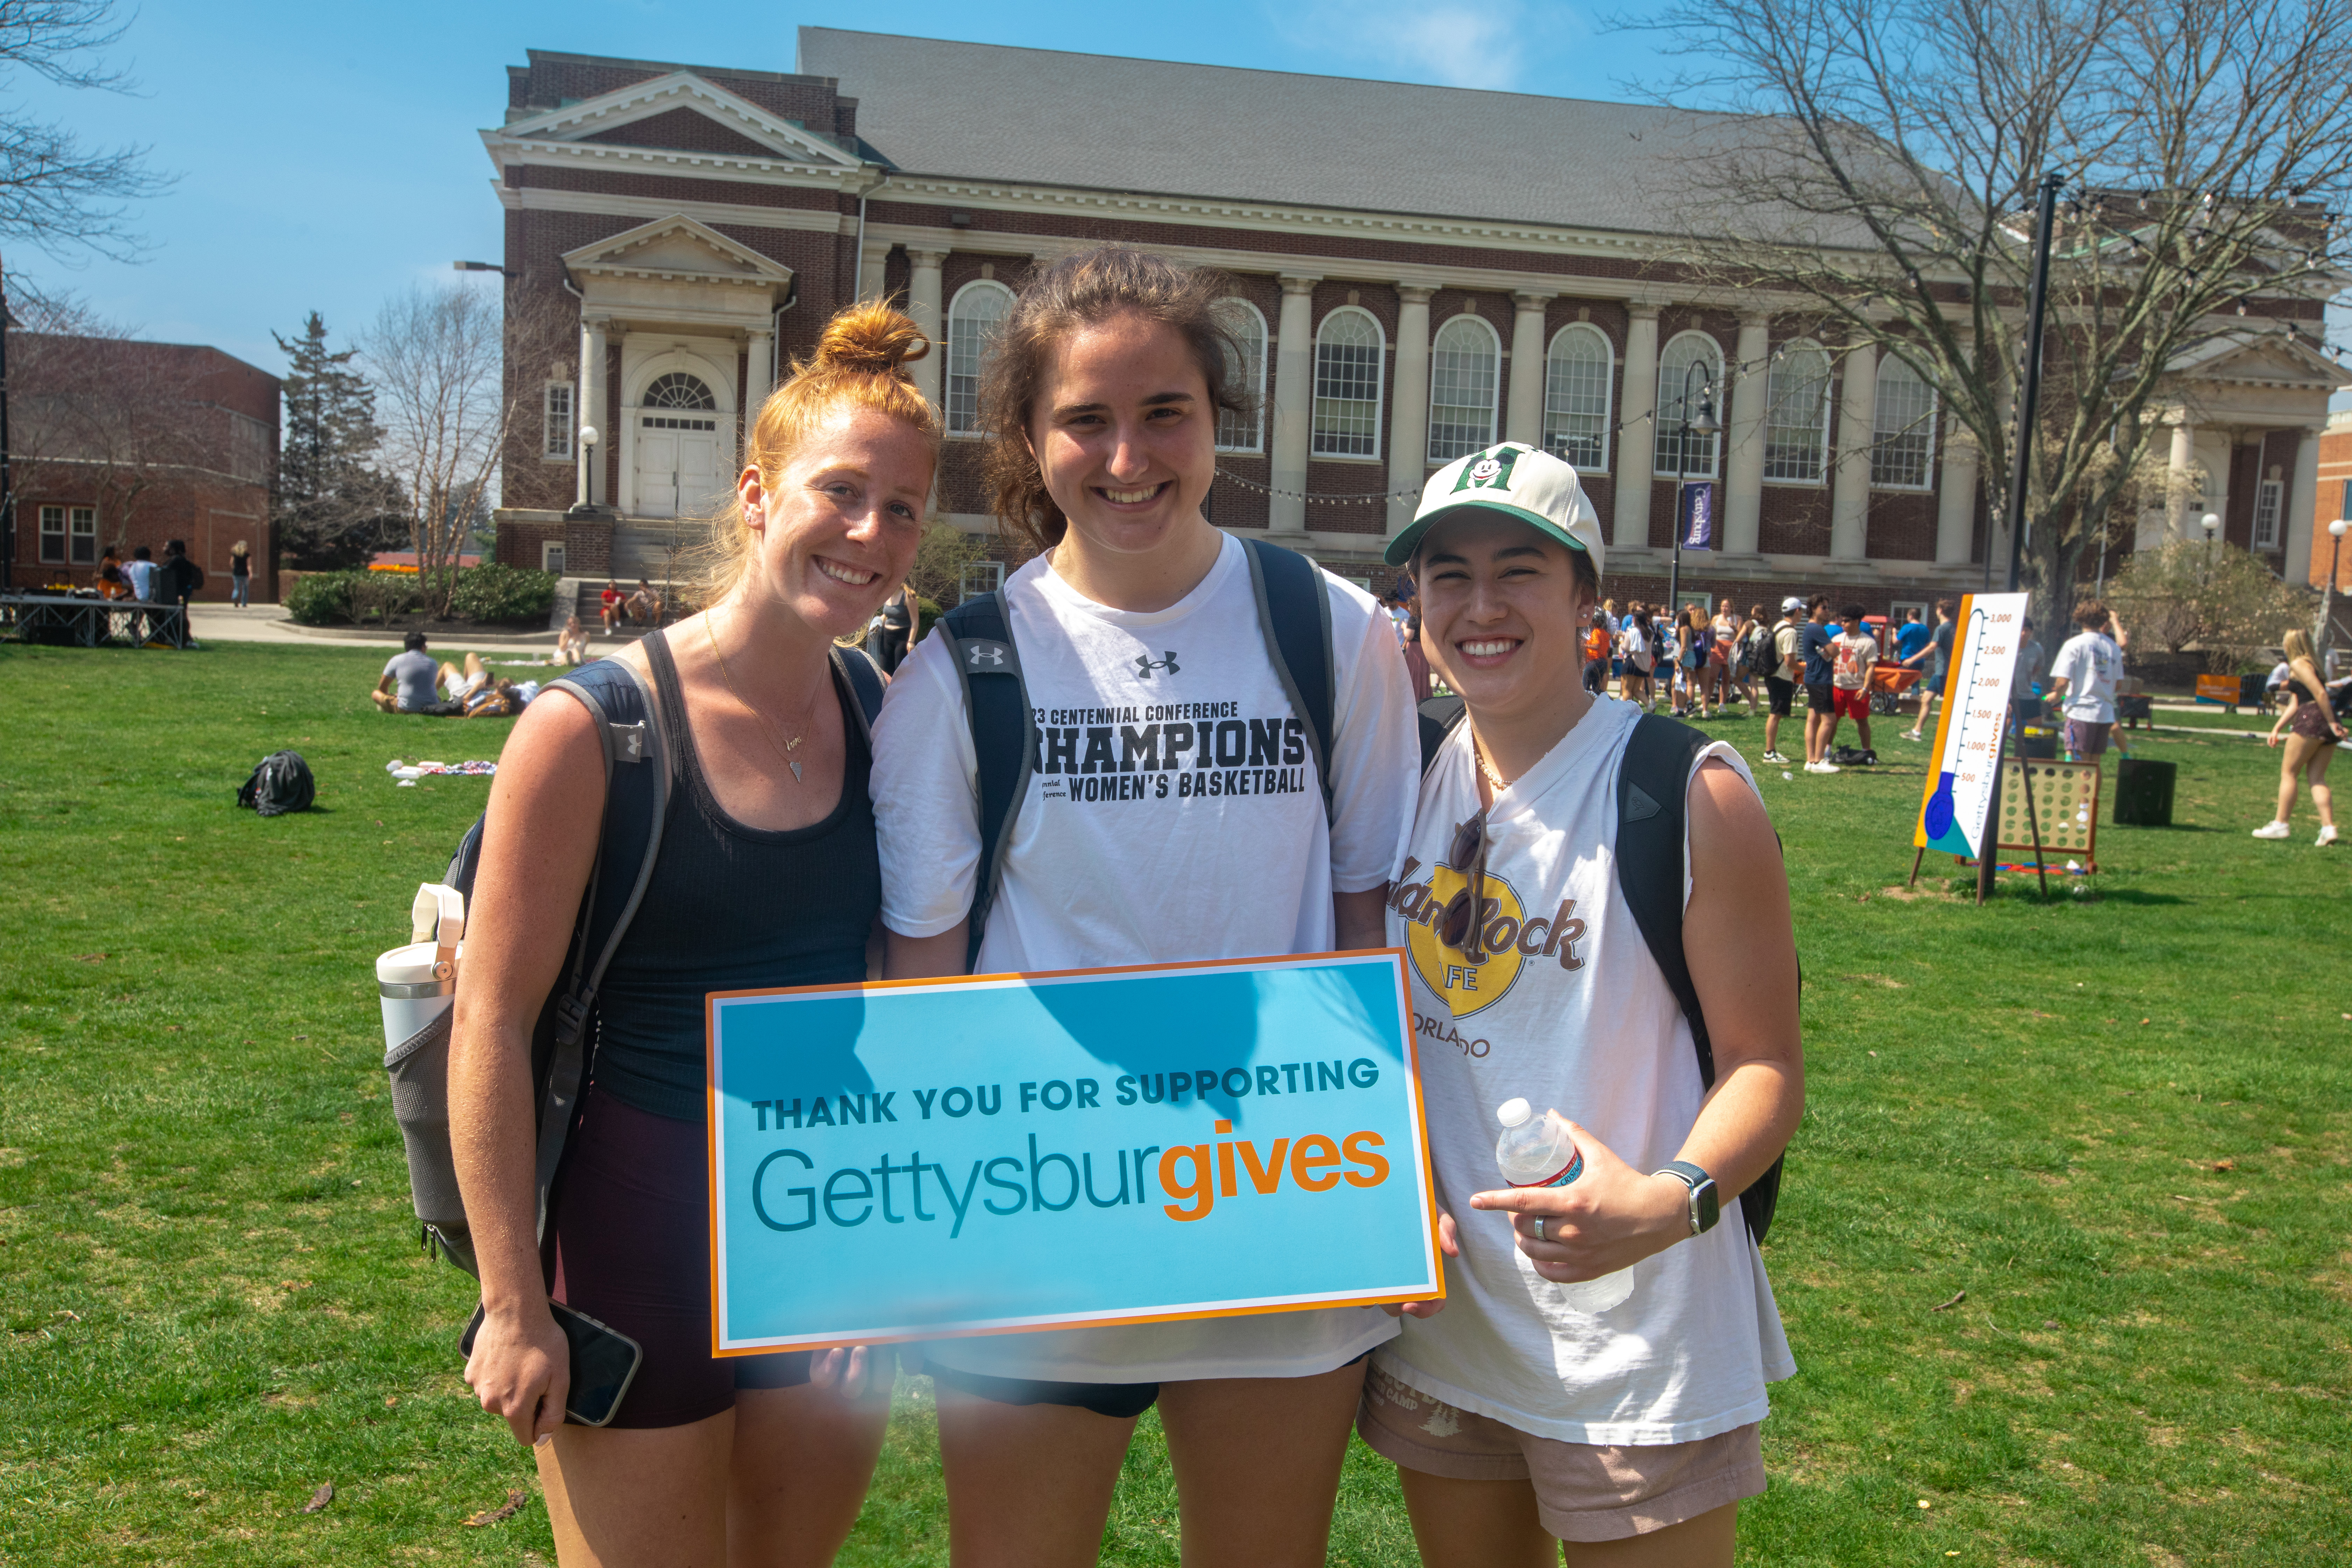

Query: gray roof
left=795, top=27, right=1734, bottom=237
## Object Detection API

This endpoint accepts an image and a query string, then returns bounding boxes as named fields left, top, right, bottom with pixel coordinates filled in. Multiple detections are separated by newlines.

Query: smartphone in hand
left=460, top=1301, right=644, bottom=1428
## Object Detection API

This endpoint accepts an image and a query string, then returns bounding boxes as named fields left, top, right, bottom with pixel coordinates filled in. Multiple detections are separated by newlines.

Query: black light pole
left=1981, top=170, right=2061, bottom=907
left=1667, top=358, right=1721, bottom=628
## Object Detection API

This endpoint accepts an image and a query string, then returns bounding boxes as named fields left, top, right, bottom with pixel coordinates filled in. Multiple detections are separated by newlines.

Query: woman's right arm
left=448, top=689, right=608, bottom=1446
left=2297, top=657, right=2345, bottom=735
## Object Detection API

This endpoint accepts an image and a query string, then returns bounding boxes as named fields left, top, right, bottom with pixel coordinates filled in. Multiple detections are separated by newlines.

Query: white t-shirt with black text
left=1377, top=697, right=1795, bottom=1443
left=2049, top=631, right=2121, bottom=722
left=871, top=533, right=1419, bottom=1383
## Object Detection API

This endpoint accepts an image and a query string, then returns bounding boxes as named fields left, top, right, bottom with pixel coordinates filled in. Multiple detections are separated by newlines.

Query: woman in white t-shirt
left=1362, top=443, right=1802, bottom=1563
left=870, top=246, right=1418, bottom=1567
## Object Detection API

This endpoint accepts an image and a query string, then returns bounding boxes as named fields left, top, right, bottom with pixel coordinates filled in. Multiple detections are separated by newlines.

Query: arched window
left=1215, top=299, right=1267, bottom=453
left=1762, top=341, right=1832, bottom=483
left=1543, top=324, right=1612, bottom=471
left=1311, top=307, right=1384, bottom=458
left=946, top=280, right=1013, bottom=436
left=1427, top=314, right=1500, bottom=463
left=1870, top=354, right=1938, bottom=489
left=1654, top=332, right=1723, bottom=477
left=643, top=372, right=716, bottom=411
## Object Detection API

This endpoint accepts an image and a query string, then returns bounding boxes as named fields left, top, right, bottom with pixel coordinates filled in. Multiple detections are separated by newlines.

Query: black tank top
left=592, top=634, right=878, bottom=1121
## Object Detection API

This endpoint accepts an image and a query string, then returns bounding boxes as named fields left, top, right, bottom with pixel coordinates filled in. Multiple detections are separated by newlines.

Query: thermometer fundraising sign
left=1913, top=592, right=2030, bottom=859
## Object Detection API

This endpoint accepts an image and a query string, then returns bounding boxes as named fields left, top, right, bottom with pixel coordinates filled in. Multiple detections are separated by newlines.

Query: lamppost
left=2322, top=516, right=2350, bottom=668
left=1667, top=359, right=1721, bottom=626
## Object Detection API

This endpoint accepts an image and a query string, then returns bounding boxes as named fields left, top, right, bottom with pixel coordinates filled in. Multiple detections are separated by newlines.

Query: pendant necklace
left=704, top=613, right=826, bottom=783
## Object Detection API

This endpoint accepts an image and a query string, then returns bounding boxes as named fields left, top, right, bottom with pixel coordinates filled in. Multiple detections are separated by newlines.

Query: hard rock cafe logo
left=1390, top=849, right=1585, bottom=1019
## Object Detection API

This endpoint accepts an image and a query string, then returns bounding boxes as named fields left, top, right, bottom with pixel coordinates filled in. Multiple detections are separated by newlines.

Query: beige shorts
left=1357, top=1365, right=1765, bottom=1543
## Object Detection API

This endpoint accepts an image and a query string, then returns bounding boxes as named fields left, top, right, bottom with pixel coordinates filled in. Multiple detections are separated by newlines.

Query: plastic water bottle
left=1493, top=1099, right=1636, bottom=1315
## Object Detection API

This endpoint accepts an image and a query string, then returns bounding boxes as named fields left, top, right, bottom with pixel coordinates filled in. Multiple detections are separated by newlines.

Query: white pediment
left=503, top=71, right=862, bottom=169
left=2167, top=329, right=2352, bottom=391
left=564, top=215, right=794, bottom=287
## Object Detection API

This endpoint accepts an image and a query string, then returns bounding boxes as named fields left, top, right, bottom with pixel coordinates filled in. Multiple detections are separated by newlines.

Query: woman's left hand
left=1466, top=1122, right=1692, bottom=1284
left=809, top=1344, right=884, bottom=1400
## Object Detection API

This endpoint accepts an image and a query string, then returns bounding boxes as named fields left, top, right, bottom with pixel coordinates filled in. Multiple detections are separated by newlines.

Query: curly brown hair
left=980, top=246, right=1255, bottom=553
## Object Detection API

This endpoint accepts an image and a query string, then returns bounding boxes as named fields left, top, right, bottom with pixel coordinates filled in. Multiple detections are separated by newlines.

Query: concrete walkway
left=187, top=603, right=571, bottom=654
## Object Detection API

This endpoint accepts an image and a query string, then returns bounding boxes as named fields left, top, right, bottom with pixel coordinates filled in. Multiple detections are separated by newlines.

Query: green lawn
left=2, top=642, right=2346, bottom=1567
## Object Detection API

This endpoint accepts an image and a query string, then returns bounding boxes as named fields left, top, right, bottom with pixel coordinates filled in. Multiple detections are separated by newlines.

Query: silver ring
left=1531, top=1218, right=1547, bottom=1244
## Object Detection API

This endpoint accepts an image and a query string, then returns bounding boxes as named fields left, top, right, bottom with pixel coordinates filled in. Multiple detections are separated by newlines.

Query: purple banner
left=1678, top=481, right=1716, bottom=551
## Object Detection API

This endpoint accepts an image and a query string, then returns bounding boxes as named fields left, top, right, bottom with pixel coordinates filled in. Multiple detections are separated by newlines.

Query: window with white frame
left=67, top=506, right=95, bottom=565
left=2253, top=478, right=2283, bottom=549
left=1214, top=299, right=1266, bottom=453
left=946, top=280, right=1013, bottom=436
left=544, top=382, right=574, bottom=460
left=1543, top=324, right=1612, bottom=470
left=1427, top=315, right=1500, bottom=463
left=1869, top=355, right=1937, bottom=489
left=961, top=559, right=1005, bottom=597
left=37, top=504, right=64, bottom=563
left=1654, top=332, right=1723, bottom=477
left=1762, top=341, right=1832, bottom=482
left=1311, top=308, right=1384, bottom=457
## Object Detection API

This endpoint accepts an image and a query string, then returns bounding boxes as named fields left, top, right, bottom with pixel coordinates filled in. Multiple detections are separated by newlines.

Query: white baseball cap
left=1780, top=595, right=1806, bottom=612
left=1384, top=442, right=1603, bottom=577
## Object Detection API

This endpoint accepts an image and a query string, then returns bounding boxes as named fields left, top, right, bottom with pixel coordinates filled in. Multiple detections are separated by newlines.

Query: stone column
left=581, top=317, right=609, bottom=508
left=1935, top=426, right=1979, bottom=565
left=2165, top=417, right=2197, bottom=540
left=1613, top=303, right=1662, bottom=552
left=859, top=239, right=892, bottom=303
left=1829, top=341, right=1878, bottom=561
left=907, top=249, right=948, bottom=410
left=1268, top=274, right=1321, bottom=539
left=1504, top=292, right=1554, bottom=446
left=1387, top=284, right=1436, bottom=536
left=2285, top=424, right=2322, bottom=586
left=746, top=329, right=775, bottom=419
left=1722, top=312, right=1770, bottom=555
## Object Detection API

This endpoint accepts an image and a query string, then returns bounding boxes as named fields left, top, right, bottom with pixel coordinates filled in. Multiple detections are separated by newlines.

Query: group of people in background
left=371, top=631, right=537, bottom=718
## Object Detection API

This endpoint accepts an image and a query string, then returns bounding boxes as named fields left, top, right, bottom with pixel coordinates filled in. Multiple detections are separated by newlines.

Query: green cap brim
left=1382, top=499, right=1595, bottom=568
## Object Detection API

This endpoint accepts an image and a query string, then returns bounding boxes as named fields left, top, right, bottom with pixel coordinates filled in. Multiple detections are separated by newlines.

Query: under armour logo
left=611, top=722, right=646, bottom=762
left=1133, top=652, right=1180, bottom=680
left=966, top=643, right=1008, bottom=668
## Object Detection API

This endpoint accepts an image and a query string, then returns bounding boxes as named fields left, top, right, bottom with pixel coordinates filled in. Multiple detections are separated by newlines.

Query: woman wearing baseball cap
left=1361, top=441, right=1803, bottom=1563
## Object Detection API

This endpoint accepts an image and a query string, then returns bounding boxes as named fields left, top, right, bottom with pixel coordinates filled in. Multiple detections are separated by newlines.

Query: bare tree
left=8, top=291, right=229, bottom=544
left=1632, top=0, right=2352, bottom=621
left=0, top=0, right=170, bottom=260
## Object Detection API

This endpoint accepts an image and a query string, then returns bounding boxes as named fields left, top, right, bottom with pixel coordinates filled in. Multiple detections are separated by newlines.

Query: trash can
left=2113, top=757, right=2177, bottom=826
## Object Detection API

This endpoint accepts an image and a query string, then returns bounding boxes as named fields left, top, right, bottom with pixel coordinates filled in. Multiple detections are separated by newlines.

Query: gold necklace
left=704, top=612, right=827, bottom=784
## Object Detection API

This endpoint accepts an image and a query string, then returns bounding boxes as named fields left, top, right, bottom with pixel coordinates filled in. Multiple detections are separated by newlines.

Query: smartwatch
left=1653, top=1161, right=1721, bottom=1236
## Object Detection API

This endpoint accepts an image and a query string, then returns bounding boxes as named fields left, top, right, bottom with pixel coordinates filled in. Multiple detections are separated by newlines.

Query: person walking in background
left=1902, top=598, right=1955, bottom=742
left=2253, top=629, right=2342, bottom=845
left=1892, top=607, right=1929, bottom=670
left=1799, top=597, right=1841, bottom=773
left=229, top=541, right=252, bottom=608
left=1760, top=597, right=1803, bottom=765
left=2047, top=600, right=2124, bottom=768
left=1826, top=603, right=1879, bottom=762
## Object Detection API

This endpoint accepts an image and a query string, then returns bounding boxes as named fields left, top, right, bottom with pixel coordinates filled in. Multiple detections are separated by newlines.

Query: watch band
left=1653, top=1160, right=1721, bottom=1235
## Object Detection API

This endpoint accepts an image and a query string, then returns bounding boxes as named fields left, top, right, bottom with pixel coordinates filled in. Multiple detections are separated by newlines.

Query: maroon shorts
left=547, top=1088, right=811, bottom=1428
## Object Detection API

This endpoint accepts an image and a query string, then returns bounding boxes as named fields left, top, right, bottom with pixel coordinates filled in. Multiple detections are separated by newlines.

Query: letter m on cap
left=1453, top=444, right=1522, bottom=494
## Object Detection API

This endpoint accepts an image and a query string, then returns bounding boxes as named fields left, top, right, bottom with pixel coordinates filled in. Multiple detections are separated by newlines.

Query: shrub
left=446, top=564, right=557, bottom=626
left=283, top=570, right=358, bottom=626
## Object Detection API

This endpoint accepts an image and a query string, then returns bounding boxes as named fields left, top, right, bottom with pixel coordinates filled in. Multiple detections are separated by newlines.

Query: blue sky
left=5, top=1, right=1664, bottom=374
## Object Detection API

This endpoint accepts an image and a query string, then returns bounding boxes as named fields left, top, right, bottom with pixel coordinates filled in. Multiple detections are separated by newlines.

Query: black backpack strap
left=1241, top=537, right=1337, bottom=824
left=832, top=644, right=887, bottom=741
left=1614, top=712, right=1784, bottom=1245
left=524, top=639, right=672, bottom=1241
left=941, top=592, right=1035, bottom=968
left=1417, top=694, right=1466, bottom=778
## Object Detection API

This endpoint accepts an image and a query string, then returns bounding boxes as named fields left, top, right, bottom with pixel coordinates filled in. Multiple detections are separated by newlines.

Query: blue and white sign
left=704, top=952, right=1441, bottom=1353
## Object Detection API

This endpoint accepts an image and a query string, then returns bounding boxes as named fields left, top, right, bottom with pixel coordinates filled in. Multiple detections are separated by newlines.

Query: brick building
left=487, top=29, right=2346, bottom=615
left=6, top=334, right=279, bottom=601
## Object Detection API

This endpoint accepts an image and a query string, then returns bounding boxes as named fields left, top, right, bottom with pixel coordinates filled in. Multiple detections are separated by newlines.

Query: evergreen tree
left=273, top=313, right=405, bottom=569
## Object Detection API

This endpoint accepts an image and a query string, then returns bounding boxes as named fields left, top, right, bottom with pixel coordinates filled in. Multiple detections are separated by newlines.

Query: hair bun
left=816, top=302, right=930, bottom=373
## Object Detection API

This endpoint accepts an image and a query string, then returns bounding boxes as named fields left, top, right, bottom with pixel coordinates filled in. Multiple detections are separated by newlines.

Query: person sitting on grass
left=372, top=632, right=449, bottom=714
left=461, top=677, right=530, bottom=718
left=555, top=612, right=592, bottom=666
left=439, top=652, right=492, bottom=708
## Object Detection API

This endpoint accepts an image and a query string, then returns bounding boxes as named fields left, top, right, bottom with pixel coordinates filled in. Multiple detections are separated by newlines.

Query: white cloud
left=1275, top=0, right=1583, bottom=92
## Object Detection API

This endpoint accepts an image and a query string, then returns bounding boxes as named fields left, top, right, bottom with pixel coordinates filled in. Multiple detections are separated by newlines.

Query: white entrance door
left=637, top=424, right=680, bottom=518
left=635, top=415, right=721, bottom=518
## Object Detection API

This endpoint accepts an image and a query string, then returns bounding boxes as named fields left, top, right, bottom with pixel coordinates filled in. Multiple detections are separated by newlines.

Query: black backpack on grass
left=384, top=634, right=886, bottom=1276
left=237, top=750, right=315, bottom=817
left=1416, top=696, right=1787, bottom=1246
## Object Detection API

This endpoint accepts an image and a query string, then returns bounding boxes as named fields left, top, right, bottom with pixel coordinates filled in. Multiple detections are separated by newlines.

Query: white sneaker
left=2320, top=825, right=2340, bottom=847
left=2251, top=821, right=2291, bottom=840
left=1761, top=750, right=1789, bottom=765
left=1899, top=729, right=1924, bottom=742
left=1805, top=760, right=1841, bottom=774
